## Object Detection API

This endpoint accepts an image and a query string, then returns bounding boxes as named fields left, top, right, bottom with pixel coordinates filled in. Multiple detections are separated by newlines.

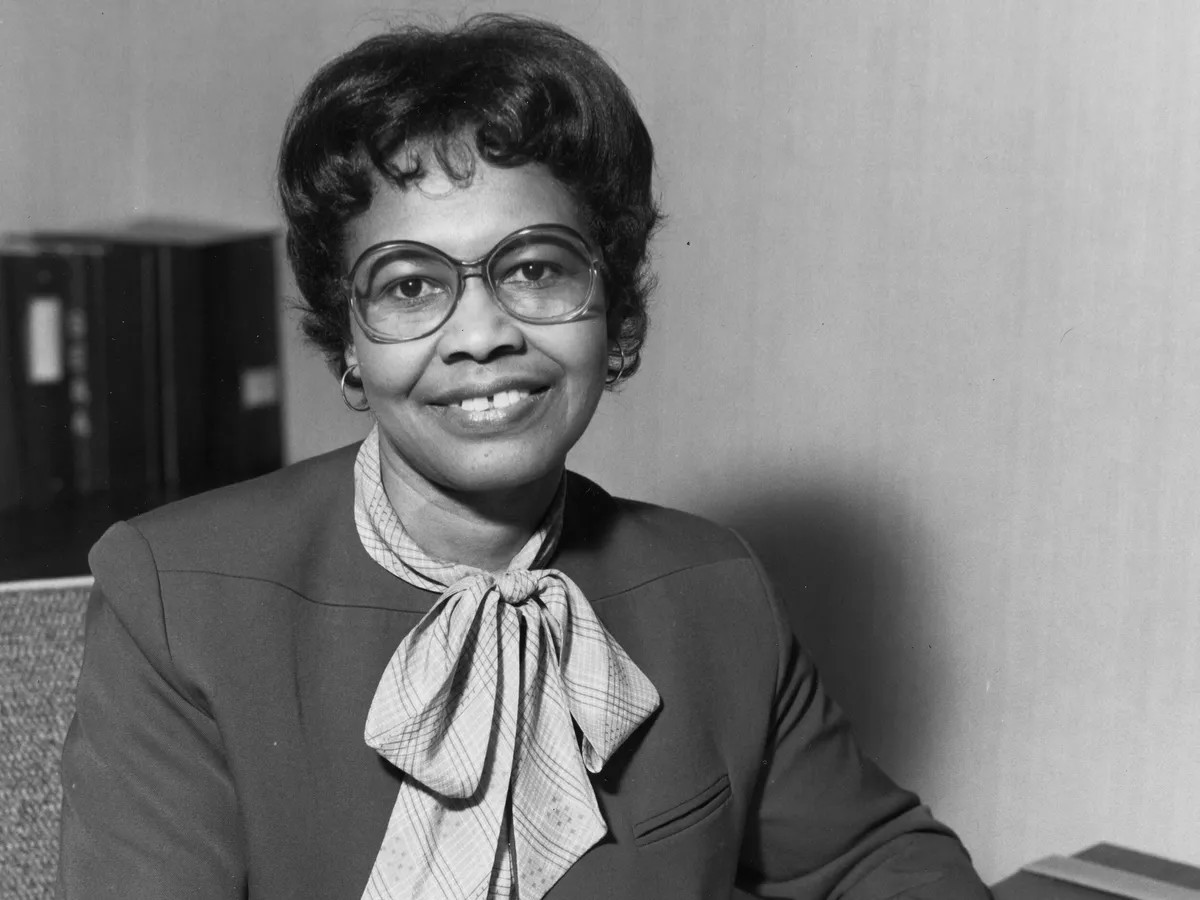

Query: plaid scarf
left=354, top=426, right=661, bottom=899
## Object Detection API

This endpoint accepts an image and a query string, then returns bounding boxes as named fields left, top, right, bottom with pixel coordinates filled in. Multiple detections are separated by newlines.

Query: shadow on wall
left=712, top=475, right=954, bottom=784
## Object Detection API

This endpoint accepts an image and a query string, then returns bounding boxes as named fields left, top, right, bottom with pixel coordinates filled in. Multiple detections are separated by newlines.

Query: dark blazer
left=59, top=444, right=988, bottom=899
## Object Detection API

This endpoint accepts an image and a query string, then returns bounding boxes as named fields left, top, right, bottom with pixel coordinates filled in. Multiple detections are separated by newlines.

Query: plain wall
left=3, top=0, right=1198, bottom=883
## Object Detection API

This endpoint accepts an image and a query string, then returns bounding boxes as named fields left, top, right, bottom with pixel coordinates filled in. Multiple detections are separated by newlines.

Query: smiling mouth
left=435, top=386, right=552, bottom=414
left=452, top=389, right=534, bottom=412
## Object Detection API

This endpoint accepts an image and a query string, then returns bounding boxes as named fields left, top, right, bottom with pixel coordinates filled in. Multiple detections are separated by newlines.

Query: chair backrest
left=0, top=579, right=91, bottom=899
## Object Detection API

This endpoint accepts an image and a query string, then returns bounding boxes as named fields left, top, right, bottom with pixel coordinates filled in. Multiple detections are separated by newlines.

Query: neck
left=378, top=453, right=562, bottom=572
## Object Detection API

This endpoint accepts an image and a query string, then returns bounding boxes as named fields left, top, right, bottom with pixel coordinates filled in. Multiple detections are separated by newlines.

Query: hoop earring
left=605, top=343, right=628, bottom=385
left=341, top=364, right=370, bottom=412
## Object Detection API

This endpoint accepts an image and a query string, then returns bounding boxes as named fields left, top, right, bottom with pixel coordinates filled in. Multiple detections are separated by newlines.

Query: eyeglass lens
left=354, top=229, right=594, bottom=340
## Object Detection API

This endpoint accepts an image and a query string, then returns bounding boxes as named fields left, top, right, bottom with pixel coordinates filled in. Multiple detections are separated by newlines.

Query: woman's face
left=343, top=158, right=609, bottom=497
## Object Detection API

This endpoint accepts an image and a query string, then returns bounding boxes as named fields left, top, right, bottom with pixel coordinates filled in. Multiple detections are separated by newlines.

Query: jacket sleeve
left=58, top=521, right=246, bottom=899
left=734, top=545, right=990, bottom=899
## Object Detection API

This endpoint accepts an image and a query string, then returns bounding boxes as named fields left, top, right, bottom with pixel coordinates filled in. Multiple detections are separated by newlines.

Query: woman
left=59, top=15, right=990, bottom=900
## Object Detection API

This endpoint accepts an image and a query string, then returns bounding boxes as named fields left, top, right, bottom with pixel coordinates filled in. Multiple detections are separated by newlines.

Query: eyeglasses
left=347, top=224, right=603, bottom=343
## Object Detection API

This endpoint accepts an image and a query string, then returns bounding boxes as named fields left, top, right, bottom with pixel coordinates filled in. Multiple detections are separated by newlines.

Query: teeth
left=456, top=389, right=530, bottom=411
left=492, top=389, right=527, bottom=409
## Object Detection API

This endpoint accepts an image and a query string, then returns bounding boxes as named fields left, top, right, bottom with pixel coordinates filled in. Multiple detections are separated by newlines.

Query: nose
left=436, top=274, right=525, bottom=363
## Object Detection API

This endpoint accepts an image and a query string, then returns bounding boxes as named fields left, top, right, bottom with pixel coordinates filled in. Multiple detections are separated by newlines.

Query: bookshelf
left=0, top=220, right=283, bottom=581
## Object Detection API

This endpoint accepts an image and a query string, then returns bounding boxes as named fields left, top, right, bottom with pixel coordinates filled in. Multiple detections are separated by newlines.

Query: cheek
left=557, top=316, right=606, bottom=362
left=566, top=325, right=611, bottom=400
left=355, top=342, right=435, bottom=398
left=348, top=317, right=424, bottom=393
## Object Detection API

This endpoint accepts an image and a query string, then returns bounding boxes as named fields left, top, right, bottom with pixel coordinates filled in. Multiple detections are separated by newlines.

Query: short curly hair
left=277, top=14, right=661, bottom=386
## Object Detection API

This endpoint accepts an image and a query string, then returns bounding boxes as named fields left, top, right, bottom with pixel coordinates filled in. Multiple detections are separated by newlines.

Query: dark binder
left=0, top=248, right=75, bottom=509
left=26, top=238, right=161, bottom=506
left=0, top=255, right=20, bottom=512
left=194, top=232, right=282, bottom=487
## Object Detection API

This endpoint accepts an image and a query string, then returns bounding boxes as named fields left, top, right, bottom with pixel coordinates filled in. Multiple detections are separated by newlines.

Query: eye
left=377, top=276, right=446, bottom=305
left=501, top=260, right=561, bottom=286
left=520, top=262, right=547, bottom=282
left=395, top=277, right=435, bottom=299
left=357, top=248, right=455, bottom=309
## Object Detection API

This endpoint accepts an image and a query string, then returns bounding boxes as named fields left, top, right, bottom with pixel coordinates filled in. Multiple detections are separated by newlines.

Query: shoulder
left=85, top=441, right=377, bottom=681
left=90, top=442, right=361, bottom=581
left=560, top=473, right=792, bottom=715
left=560, top=471, right=763, bottom=597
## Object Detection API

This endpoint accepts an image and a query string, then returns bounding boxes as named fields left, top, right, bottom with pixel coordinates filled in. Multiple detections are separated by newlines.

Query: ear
left=344, top=341, right=358, bottom=370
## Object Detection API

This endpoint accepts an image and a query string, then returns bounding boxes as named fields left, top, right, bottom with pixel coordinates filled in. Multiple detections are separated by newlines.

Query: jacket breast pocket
left=631, top=773, right=732, bottom=847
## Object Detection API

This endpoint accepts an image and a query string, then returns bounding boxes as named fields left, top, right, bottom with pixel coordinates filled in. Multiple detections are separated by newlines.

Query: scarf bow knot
left=479, top=569, right=541, bottom=606
left=353, top=427, right=660, bottom=900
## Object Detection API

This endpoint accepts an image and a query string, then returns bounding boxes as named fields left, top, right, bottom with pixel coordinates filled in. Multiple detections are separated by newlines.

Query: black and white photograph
left=1, top=2, right=1198, bottom=898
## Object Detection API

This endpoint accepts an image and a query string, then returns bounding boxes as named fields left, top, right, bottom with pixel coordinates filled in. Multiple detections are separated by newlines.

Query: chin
left=456, top=460, right=564, bottom=496
left=444, top=454, right=566, bottom=496
left=377, top=409, right=585, bottom=500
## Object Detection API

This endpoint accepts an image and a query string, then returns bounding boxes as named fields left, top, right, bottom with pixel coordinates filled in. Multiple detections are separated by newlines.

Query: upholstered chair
left=0, top=580, right=91, bottom=898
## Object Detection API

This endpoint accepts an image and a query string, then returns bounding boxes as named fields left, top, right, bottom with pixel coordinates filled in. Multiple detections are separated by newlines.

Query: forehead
left=344, top=157, right=587, bottom=265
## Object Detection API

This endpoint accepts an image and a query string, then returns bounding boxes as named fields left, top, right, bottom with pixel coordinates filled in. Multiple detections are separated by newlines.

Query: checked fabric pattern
left=354, top=427, right=661, bottom=900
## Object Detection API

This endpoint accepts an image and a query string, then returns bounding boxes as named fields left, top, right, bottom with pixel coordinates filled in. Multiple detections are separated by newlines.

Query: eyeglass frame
left=345, top=223, right=606, bottom=344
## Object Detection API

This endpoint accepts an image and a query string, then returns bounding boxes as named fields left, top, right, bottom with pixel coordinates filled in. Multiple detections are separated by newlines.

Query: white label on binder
left=240, top=366, right=280, bottom=409
left=26, top=296, right=64, bottom=384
